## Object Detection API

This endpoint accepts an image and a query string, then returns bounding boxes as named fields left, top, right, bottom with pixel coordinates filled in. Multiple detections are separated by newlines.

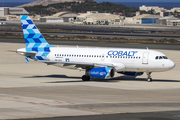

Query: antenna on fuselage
left=146, top=47, right=149, bottom=50
left=76, top=45, right=79, bottom=48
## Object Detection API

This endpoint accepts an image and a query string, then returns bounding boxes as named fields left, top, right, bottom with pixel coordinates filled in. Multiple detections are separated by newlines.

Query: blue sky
left=4, top=0, right=180, bottom=2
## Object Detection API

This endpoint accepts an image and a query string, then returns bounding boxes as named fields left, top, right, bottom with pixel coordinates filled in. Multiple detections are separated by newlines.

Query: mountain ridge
left=16, top=0, right=95, bottom=8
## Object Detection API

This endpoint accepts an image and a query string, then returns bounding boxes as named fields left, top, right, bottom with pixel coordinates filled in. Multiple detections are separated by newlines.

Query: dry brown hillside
left=16, top=0, right=94, bottom=8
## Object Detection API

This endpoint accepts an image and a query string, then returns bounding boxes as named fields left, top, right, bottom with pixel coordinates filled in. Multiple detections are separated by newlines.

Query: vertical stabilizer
left=20, top=15, right=53, bottom=60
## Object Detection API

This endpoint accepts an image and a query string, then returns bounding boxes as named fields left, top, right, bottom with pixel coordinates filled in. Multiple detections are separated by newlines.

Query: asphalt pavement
left=1, top=37, right=180, bottom=50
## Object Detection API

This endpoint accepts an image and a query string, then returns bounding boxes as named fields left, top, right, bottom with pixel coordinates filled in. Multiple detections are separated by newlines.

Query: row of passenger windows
left=110, top=56, right=141, bottom=59
left=55, top=54, right=141, bottom=59
left=155, top=56, right=168, bottom=60
left=55, top=54, right=104, bottom=58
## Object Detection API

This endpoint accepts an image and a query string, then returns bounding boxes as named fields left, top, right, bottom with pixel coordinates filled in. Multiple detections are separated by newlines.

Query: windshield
left=155, top=56, right=168, bottom=60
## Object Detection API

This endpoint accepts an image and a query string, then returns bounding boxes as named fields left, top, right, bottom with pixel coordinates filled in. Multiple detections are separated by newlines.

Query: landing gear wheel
left=147, top=78, right=152, bottom=82
left=82, top=75, right=90, bottom=81
left=146, top=72, right=152, bottom=82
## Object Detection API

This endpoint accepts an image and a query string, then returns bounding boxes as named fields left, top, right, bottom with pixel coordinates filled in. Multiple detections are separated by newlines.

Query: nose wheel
left=146, top=72, right=152, bottom=82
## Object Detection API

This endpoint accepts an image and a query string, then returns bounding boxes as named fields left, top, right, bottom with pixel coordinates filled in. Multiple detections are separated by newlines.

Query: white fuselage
left=48, top=47, right=175, bottom=72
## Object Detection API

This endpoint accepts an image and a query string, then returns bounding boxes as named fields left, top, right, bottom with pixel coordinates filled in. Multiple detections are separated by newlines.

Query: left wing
left=43, top=61, right=115, bottom=70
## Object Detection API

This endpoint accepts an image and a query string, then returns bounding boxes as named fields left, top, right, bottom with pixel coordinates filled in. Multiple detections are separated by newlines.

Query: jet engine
left=86, top=67, right=115, bottom=79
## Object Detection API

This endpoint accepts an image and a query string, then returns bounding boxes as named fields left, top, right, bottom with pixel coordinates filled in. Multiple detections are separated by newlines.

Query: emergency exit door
left=142, top=52, right=149, bottom=64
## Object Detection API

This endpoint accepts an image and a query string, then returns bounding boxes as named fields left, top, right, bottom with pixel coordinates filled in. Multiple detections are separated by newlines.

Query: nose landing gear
left=146, top=72, right=152, bottom=82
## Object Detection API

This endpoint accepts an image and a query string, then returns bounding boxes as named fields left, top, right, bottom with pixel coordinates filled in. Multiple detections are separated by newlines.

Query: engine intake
left=86, top=67, right=114, bottom=79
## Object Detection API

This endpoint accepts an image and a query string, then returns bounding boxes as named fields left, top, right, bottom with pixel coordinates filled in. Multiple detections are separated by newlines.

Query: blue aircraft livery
left=20, top=15, right=53, bottom=60
left=108, top=51, right=138, bottom=56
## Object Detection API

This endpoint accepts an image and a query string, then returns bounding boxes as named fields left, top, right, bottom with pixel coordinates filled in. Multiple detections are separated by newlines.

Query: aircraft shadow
left=111, top=76, right=180, bottom=83
left=24, top=74, right=180, bottom=83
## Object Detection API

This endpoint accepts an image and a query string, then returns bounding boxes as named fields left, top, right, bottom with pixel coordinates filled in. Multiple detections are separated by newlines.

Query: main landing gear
left=146, top=72, right=152, bottom=82
left=82, top=75, right=90, bottom=81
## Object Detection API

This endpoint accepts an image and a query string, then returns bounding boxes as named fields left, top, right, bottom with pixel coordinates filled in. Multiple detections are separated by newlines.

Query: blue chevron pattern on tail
left=20, top=15, right=54, bottom=60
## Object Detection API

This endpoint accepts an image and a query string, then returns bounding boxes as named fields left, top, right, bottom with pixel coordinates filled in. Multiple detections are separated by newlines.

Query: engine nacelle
left=86, top=67, right=115, bottom=79
left=118, top=71, right=144, bottom=76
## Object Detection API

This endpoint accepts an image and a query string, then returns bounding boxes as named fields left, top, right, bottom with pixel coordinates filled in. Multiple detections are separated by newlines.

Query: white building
left=75, top=11, right=123, bottom=25
left=170, top=8, right=180, bottom=13
left=139, top=5, right=165, bottom=13
left=124, top=14, right=162, bottom=24
left=157, top=16, right=180, bottom=26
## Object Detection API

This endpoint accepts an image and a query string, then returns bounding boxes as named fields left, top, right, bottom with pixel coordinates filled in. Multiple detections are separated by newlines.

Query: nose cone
left=167, top=60, right=175, bottom=70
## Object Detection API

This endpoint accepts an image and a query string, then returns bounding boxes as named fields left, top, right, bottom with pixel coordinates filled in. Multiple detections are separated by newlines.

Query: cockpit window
left=155, top=56, right=168, bottom=60
left=163, top=56, right=168, bottom=59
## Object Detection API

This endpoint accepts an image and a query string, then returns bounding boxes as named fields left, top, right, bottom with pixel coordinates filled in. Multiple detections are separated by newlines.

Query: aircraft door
left=142, top=52, right=149, bottom=64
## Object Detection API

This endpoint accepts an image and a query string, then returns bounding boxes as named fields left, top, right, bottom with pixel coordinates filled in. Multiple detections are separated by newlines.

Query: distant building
left=157, top=16, right=180, bottom=26
left=139, top=5, right=165, bottom=13
left=170, top=8, right=180, bottom=13
left=132, top=14, right=161, bottom=24
left=124, top=17, right=133, bottom=24
left=160, top=11, right=170, bottom=17
left=40, top=16, right=64, bottom=23
left=53, top=12, right=78, bottom=22
left=39, top=12, right=78, bottom=23
left=75, top=11, right=123, bottom=25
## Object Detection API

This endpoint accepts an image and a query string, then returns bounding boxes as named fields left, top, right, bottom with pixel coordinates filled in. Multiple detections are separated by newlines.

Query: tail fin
left=20, top=15, right=53, bottom=51
left=20, top=15, right=53, bottom=60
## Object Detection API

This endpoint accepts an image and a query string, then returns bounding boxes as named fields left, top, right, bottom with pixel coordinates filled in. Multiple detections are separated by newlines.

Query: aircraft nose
left=168, top=60, right=175, bottom=70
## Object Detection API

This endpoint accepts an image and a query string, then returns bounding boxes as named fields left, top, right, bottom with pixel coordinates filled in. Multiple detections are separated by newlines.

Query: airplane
left=16, top=15, right=175, bottom=82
